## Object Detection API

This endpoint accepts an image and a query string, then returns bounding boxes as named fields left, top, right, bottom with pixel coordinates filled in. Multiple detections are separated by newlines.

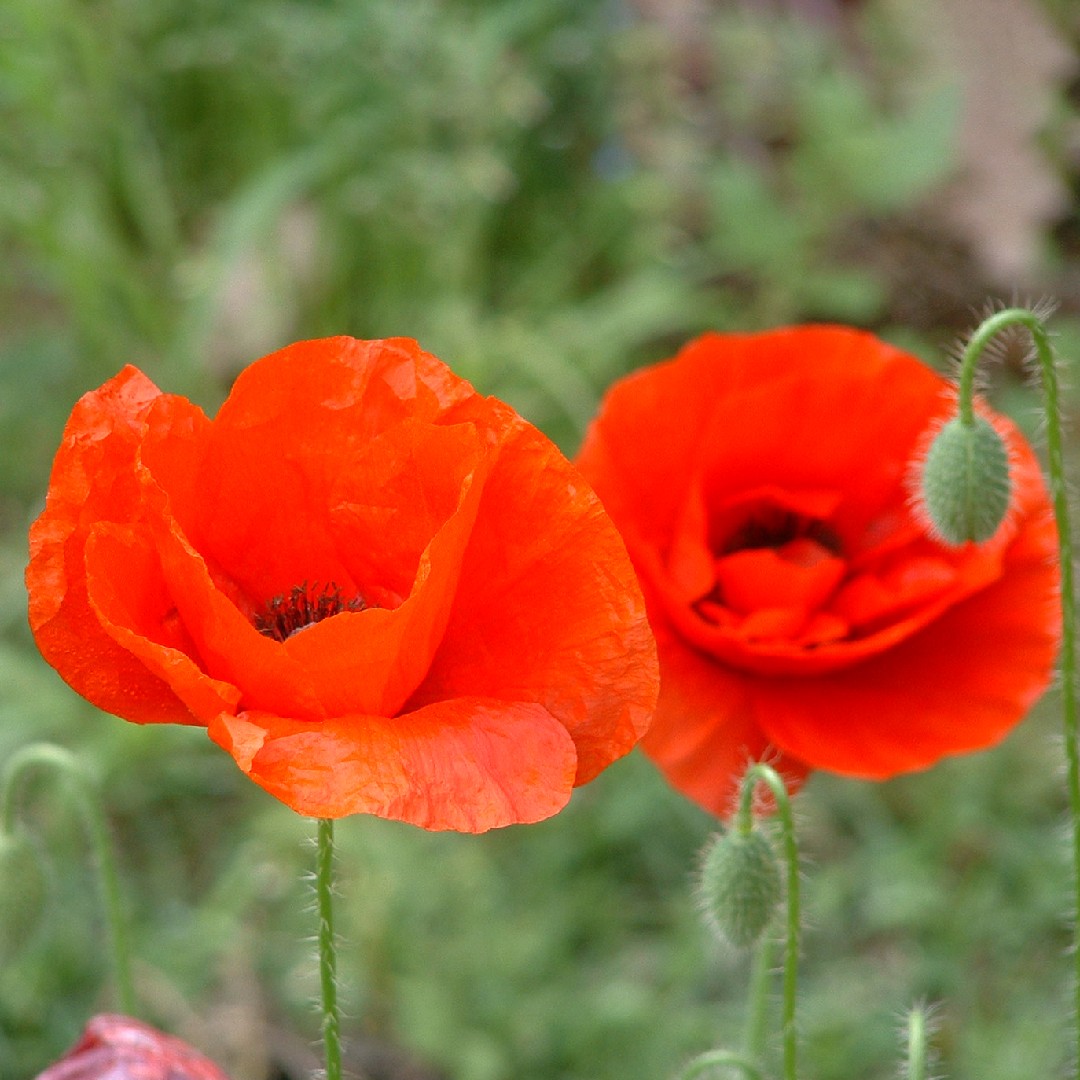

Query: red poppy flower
left=576, top=326, right=1059, bottom=816
left=34, top=1014, right=229, bottom=1080
left=26, top=337, right=657, bottom=831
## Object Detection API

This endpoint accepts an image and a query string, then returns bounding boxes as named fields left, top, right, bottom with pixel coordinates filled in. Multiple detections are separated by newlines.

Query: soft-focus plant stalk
left=905, top=1006, right=929, bottom=1080
left=951, top=307, right=1078, bottom=1072
left=743, top=931, right=774, bottom=1062
left=675, top=762, right=798, bottom=1080
left=316, top=817, right=343, bottom=1080
left=0, top=742, right=136, bottom=1015
left=734, top=765, right=799, bottom=1080
left=675, top=1049, right=765, bottom=1079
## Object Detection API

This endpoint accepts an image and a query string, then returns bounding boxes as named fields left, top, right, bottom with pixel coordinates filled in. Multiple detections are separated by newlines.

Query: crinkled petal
left=184, top=337, right=476, bottom=599
left=282, top=425, right=491, bottom=716
left=84, top=524, right=240, bottom=722
left=34, top=1014, right=230, bottom=1080
left=641, top=625, right=809, bottom=816
left=580, top=327, right=948, bottom=549
left=26, top=367, right=197, bottom=724
left=141, top=474, right=328, bottom=721
left=754, top=506, right=1059, bottom=775
left=140, top=414, right=494, bottom=720
left=411, top=406, right=658, bottom=785
left=207, top=697, right=579, bottom=831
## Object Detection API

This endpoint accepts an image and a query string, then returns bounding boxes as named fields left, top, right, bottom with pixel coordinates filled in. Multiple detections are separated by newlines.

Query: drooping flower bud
left=0, top=827, right=48, bottom=965
left=698, top=826, right=782, bottom=948
left=919, top=415, right=1011, bottom=545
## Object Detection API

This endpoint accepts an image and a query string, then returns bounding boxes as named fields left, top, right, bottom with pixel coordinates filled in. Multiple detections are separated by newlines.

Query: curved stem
left=736, top=764, right=799, bottom=1080
left=954, top=307, right=1077, bottom=1070
left=316, top=818, right=342, bottom=1080
left=0, top=742, right=136, bottom=1015
left=673, top=1048, right=767, bottom=1080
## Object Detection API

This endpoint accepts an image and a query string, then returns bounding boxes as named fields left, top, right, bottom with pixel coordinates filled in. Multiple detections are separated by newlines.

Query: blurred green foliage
left=1, top=0, right=1079, bottom=1078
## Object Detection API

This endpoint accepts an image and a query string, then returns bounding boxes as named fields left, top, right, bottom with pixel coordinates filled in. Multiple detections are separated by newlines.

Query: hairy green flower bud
left=919, top=416, right=1011, bottom=545
left=0, top=828, right=48, bottom=964
left=699, top=827, right=782, bottom=947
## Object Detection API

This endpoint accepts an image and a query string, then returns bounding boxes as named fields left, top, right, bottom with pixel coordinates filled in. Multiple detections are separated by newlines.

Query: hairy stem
left=955, top=307, right=1077, bottom=1071
left=735, top=764, right=799, bottom=1080
left=905, top=1008, right=928, bottom=1080
left=316, top=817, right=342, bottom=1080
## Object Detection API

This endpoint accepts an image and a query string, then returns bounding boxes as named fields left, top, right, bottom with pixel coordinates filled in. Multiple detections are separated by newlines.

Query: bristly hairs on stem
left=899, top=1002, right=942, bottom=1080
left=925, top=305, right=1079, bottom=1075
left=314, top=818, right=344, bottom=1080
left=945, top=297, right=1061, bottom=390
left=737, top=764, right=800, bottom=1080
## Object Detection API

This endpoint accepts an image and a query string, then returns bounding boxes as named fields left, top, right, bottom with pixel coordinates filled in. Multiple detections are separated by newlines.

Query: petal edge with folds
left=26, top=367, right=198, bottom=725
left=208, top=696, right=579, bottom=832
left=754, top=509, right=1060, bottom=776
left=641, top=623, right=809, bottom=816
left=411, top=406, right=658, bottom=785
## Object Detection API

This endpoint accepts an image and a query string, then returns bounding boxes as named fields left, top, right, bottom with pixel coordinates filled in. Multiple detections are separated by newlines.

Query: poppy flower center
left=670, top=480, right=970, bottom=664
left=254, top=582, right=367, bottom=642
left=717, top=505, right=842, bottom=558
left=700, top=504, right=846, bottom=620
left=674, top=489, right=856, bottom=647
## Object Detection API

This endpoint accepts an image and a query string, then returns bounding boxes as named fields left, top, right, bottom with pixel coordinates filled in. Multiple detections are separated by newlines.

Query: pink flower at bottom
left=34, top=1015, right=229, bottom=1080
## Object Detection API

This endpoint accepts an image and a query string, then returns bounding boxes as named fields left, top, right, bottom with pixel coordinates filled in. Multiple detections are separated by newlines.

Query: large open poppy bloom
left=26, top=337, right=657, bottom=831
left=576, top=326, right=1059, bottom=816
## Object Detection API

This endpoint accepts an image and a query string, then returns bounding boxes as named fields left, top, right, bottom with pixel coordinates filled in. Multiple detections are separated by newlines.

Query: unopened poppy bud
left=0, top=828, right=48, bottom=964
left=698, top=827, right=782, bottom=947
left=919, top=416, right=1011, bottom=545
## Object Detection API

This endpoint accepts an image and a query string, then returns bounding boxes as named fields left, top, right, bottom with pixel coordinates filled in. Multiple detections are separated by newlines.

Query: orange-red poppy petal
left=641, top=625, right=809, bottom=817
left=754, top=506, right=1060, bottom=776
left=581, top=327, right=948, bottom=549
left=26, top=367, right=198, bottom=725
left=411, top=408, right=657, bottom=785
left=83, top=524, right=241, bottom=723
left=207, top=697, right=579, bottom=831
left=282, top=425, right=491, bottom=717
left=326, top=418, right=492, bottom=601
left=182, top=338, right=477, bottom=600
left=139, top=414, right=497, bottom=721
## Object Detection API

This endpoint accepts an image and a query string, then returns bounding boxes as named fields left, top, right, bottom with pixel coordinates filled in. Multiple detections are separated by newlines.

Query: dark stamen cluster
left=254, top=582, right=367, bottom=642
left=720, top=510, right=841, bottom=556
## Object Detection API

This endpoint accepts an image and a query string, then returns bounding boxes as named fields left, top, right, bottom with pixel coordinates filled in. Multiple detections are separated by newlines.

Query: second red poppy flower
left=577, top=326, right=1059, bottom=815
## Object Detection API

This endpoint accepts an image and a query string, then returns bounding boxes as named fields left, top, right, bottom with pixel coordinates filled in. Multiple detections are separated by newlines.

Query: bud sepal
left=918, top=414, right=1011, bottom=546
left=699, top=825, right=783, bottom=948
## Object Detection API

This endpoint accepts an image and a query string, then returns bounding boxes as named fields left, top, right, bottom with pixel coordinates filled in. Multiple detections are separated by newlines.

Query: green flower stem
left=316, top=817, right=342, bottom=1080
left=673, top=1049, right=766, bottom=1080
left=0, top=742, right=136, bottom=1015
left=742, top=931, right=774, bottom=1064
left=953, top=307, right=1078, bottom=1070
left=735, top=764, right=799, bottom=1080
left=905, top=1008, right=928, bottom=1080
